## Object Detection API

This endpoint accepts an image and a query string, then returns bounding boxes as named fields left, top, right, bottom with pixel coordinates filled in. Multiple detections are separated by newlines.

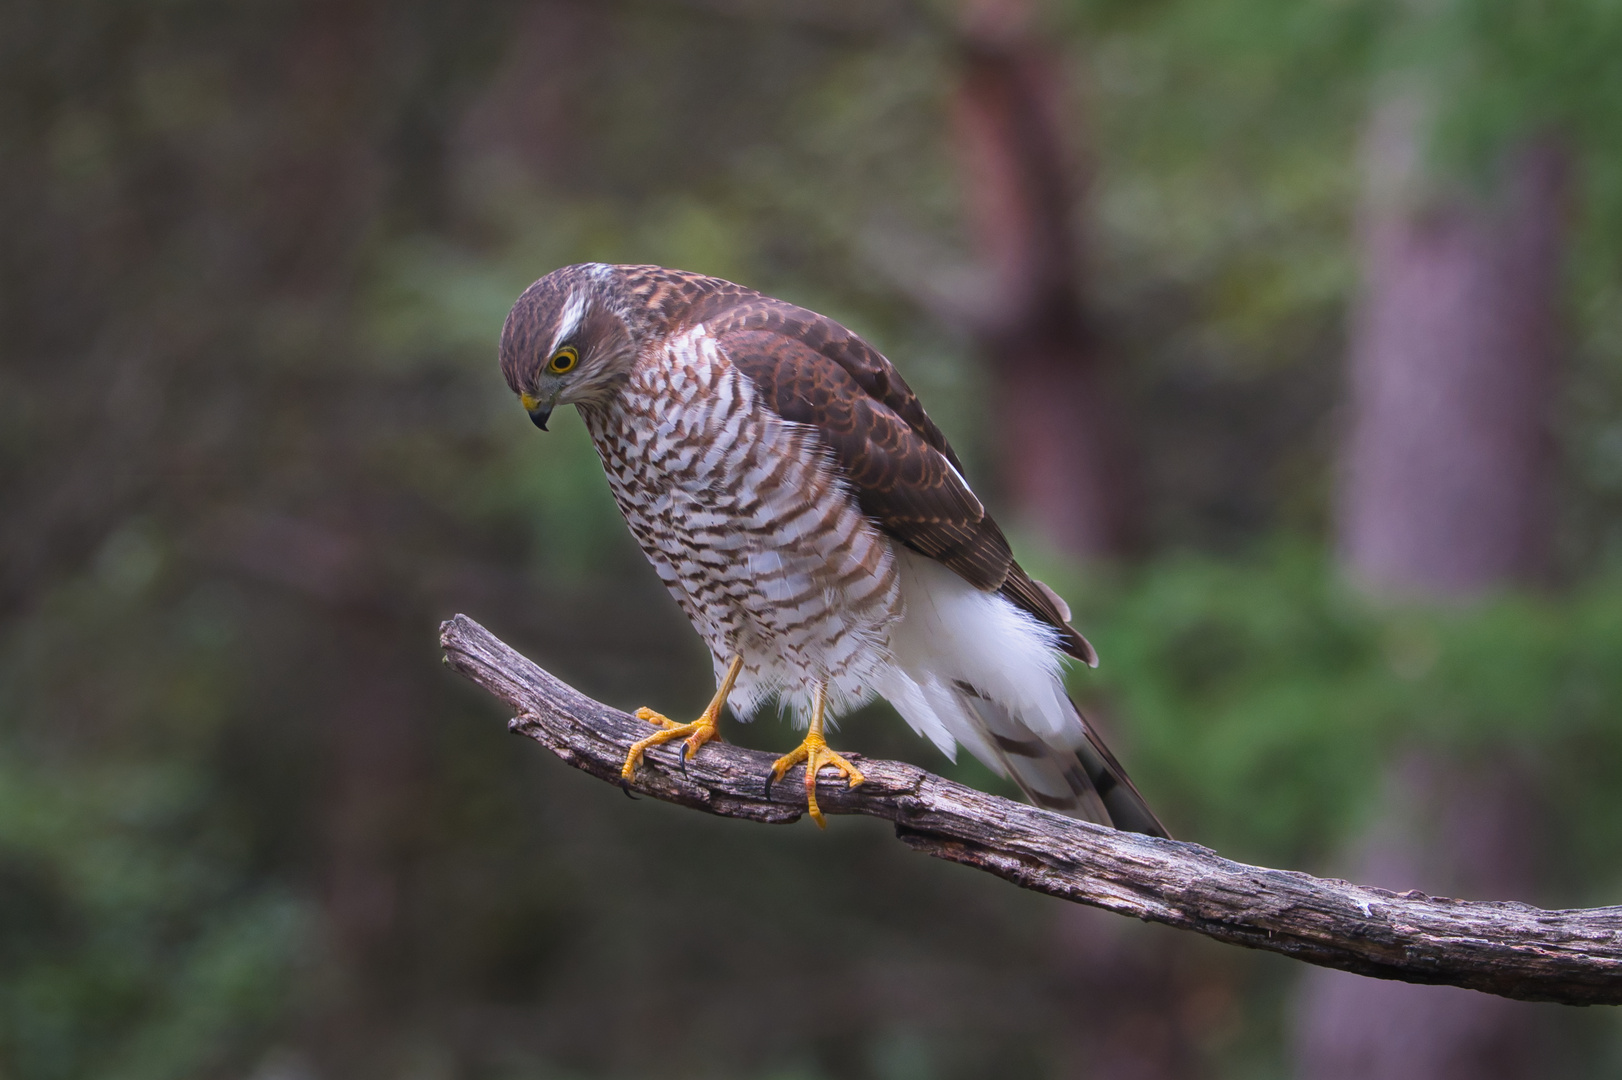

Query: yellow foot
left=768, top=732, right=865, bottom=828
left=619, top=707, right=722, bottom=785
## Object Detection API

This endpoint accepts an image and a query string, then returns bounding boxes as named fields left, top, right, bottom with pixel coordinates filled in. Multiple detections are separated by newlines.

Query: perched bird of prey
left=501, top=264, right=1166, bottom=835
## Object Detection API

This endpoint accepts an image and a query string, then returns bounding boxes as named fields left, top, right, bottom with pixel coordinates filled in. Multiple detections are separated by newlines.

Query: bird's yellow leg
left=621, top=655, right=743, bottom=783
left=768, top=682, right=865, bottom=828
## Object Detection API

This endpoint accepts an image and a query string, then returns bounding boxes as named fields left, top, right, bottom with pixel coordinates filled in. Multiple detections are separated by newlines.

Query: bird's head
left=500, top=263, right=639, bottom=430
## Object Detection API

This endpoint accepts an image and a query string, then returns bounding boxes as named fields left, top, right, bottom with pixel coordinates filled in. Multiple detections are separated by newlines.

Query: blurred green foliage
left=1067, top=549, right=1622, bottom=889
left=0, top=551, right=306, bottom=1077
left=4, top=0, right=1622, bottom=1076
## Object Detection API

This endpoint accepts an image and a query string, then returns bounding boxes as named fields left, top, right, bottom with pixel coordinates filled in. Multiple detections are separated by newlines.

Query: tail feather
left=953, top=681, right=1168, bottom=838
left=881, top=546, right=1168, bottom=839
left=1069, top=703, right=1169, bottom=838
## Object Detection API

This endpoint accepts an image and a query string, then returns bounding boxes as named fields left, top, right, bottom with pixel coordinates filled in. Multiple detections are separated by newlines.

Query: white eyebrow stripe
left=551, top=288, right=588, bottom=354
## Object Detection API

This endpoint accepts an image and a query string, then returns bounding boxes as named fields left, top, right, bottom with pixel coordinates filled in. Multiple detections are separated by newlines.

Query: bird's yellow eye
left=548, top=346, right=579, bottom=374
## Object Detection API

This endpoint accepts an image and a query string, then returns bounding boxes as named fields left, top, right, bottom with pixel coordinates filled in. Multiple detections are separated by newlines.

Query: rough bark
left=439, top=614, right=1622, bottom=1008
left=952, top=0, right=1140, bottom=558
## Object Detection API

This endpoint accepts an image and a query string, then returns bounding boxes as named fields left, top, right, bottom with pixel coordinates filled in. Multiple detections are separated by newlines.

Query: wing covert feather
left=701, top=298, right=1097, bottom=665
left=717, top=326, right=1009, bottom=591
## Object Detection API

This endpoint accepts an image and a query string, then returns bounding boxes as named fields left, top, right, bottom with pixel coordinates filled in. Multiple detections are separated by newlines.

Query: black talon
left=619, top=778, right=639, bottom=800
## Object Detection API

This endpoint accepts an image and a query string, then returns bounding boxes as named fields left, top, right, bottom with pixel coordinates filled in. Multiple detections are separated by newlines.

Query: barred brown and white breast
left=500, top=263, right=1166, bottom=836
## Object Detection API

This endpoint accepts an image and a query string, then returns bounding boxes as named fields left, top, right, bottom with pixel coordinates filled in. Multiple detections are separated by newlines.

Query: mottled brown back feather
left=688, top=291, right=1096, bottom=664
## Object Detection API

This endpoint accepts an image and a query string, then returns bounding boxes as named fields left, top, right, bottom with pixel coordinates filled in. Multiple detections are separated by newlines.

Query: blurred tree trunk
left=1051, top=908, right=1201, bottom=1080
left=261, top=3, right=438, bottom=1071
left=319, top=607, right=429, bottom=1070
left=954, top=4, right=1186, bottom=1073
left=952, top=0, right=1141, bottom=560
left=1293, top=754, right=1554, bottom=1080
left=1337, top=99, right=1565, bottom=595
left=1296, top=98, right=1567, bottom=1080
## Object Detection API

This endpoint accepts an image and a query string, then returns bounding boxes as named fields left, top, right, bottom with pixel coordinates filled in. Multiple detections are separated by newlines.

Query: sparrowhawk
left=501, top=263, right=1166, bottom=835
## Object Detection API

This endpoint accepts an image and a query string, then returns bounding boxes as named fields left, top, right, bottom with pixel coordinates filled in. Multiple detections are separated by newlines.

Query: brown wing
left=702, top=296, right=1098, bottom=666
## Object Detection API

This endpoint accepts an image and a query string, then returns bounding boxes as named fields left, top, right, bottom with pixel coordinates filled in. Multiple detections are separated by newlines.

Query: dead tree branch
left=440, top=614, right=1622, bottom=1006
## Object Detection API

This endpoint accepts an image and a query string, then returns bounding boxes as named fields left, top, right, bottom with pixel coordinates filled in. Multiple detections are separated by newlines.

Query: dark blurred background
left=5, top=0, right=1622, bottom=1076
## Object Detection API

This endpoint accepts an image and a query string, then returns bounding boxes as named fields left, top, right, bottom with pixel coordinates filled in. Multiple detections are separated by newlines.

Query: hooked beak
left=520, top=392, right=554, bottom=432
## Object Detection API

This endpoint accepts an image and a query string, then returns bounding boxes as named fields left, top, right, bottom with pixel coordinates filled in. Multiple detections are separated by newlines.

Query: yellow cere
left=519, top=392, right=541, bottom=412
